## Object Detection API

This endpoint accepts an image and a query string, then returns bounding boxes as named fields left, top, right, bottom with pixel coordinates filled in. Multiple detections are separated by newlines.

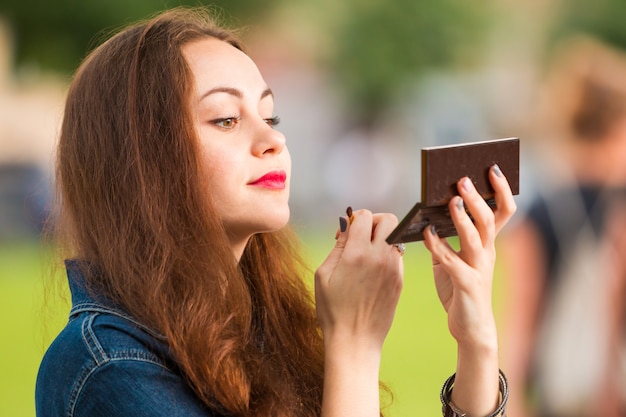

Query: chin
left=243, top=204, right=290, bottom=235
left=265, top=209, right=291, bottom=232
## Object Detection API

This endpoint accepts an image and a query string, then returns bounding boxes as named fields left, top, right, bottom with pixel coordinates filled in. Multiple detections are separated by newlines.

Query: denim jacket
left=35, top=261, right=218, bottom=417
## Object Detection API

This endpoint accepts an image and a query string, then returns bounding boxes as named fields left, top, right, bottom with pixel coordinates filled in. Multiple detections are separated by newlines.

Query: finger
left=423, top=224, right=466, bottom=277
left=317, top=216, right=349, bottom=280
left=457, top=176, right=495, bottom=247
left=346, top=208, right=374, bottom=243
left=428, top=229, right=454, bottom=265
left=448, top=196, right=482, bottom=255
left=370, top=213, right=399, bottom=243
left=334, top=214, right=348, bottom=240
left=489, top=164, right=517, bottom=234
left=371, top=213, right=404, bottom=258
left=336, top=216, right=349, bottom=246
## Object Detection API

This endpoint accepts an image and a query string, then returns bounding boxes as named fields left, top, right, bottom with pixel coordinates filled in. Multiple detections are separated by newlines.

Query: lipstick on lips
left=248, top=170, right=287, bottom=190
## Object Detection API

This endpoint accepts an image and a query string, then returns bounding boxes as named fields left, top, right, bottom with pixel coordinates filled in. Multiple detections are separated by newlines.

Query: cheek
left=203, top=155, right=240, bottom=199
left=203, top=168, right=238, bottom=223
left=201, top=147, right=251, bottom=210
left=200, top=140, right=241, bottom=179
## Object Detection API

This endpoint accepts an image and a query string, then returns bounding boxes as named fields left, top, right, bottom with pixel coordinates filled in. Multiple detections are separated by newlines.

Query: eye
left=264, top=116, right=281, bottom=128
left=211, top=117, right=240, bottom=129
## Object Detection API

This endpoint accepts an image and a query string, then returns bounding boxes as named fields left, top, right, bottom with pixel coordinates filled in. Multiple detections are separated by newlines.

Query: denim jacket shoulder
left=35, top=261, right=217, bottom=417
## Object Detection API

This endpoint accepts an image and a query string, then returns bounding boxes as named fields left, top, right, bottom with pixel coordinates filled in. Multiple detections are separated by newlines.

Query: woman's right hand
left=314, top=209, right=404, bottom=351
left=314, top=209, right=403, bottom=417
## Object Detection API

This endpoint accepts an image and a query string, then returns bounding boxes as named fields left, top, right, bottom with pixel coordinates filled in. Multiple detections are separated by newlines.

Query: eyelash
left=210, top=116, right=281, bottom=130
left=265, top=116, right=281, bottom=128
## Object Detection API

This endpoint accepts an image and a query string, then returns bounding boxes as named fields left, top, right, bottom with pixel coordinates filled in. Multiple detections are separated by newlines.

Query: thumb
left=335, top=216, right=349, bottom=246
left=322, top=216, right=349, bottom=272
left=334, top=216, right=349, bottom=242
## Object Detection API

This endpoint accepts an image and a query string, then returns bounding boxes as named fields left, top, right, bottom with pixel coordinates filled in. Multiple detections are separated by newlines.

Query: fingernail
left=339, top=217, right=347, bottom=233
left=493, top=164, right=503, bottom=177
left=462, top=177, right=473, bottom=192
left=456, top=197, right=464, bottom=211
left=430, top=224, right=437, bottom=236
left=346, top=206, right=354, bottom=224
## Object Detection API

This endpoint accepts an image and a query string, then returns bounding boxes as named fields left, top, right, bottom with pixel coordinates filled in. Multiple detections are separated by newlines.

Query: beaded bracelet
left=440, top=369, right=508, bottom=417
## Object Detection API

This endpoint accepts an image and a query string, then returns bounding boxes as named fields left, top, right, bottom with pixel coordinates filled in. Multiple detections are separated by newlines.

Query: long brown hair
left=54, top=7, right=324, bottom=416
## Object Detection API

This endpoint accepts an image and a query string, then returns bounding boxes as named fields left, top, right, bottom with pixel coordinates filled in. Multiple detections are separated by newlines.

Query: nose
left=251, top=119, right=286, bottom=157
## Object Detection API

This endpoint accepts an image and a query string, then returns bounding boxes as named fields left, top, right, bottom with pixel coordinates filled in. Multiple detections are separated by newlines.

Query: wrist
left=454, top=316, right=498, bottom=357
left=322, top=331, right=382, bottom=417
left=457, top=335, right=498, bottom=363
left=450, top=343, right=500, bottom=416
left=441, top=369, right=509, bottom=417
left=323, top=328, right=383, bottom=368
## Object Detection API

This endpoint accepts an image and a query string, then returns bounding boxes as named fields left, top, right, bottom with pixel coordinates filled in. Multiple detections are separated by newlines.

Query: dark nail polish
left=346, top=206, right=355, bottom=224
left=339, top=217, right=347, bottom=233
left=430, top=224, right=436, bottom=236
left=493, top=164, right=503, bottom=178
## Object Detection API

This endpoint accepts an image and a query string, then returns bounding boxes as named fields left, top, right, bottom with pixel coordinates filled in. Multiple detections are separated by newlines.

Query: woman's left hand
left=423, top=164, right=516, bottom=417
left=423, top=164, right=517, bottom=350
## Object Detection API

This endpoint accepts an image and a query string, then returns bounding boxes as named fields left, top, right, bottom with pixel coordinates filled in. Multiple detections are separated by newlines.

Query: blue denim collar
left=65, top=259, right=167, bottom=341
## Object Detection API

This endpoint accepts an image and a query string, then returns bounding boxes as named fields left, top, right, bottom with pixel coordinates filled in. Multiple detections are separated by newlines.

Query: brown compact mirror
left=386, top=137, right=520, bottom=244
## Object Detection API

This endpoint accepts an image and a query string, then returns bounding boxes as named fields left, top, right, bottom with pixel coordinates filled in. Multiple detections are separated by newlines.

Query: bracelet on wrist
left=440, top=369, right=508, bottom=417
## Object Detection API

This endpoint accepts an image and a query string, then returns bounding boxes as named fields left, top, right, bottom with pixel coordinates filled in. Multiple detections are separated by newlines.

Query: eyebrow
left=199, top=87, right=273, bottom=101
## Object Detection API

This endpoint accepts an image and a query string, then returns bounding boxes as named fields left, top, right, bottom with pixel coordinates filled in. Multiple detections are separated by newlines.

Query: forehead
left=182, top=38, right=266, bottom=93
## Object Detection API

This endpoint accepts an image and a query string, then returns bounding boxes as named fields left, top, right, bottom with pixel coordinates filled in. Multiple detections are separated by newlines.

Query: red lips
left=248, top=170, right=287, bottom=190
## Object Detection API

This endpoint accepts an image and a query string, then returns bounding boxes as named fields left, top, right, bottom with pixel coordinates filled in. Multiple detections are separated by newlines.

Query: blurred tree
left=549, top=0, right=626, bottom=51
left=327, top=0, right=493, bottom=126
left=0, top=0, right=279, bottom=75
left=1, top=0, right=498, bottom=129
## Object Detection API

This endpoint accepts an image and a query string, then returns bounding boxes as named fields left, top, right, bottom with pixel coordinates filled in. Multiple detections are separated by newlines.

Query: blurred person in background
left=34, top=7, right=517, bottom=417
left=501, top=35, right=626, bottom=417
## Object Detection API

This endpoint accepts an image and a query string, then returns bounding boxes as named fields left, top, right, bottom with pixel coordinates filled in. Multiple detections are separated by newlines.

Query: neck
left=229, top=235, right=251, bottom=262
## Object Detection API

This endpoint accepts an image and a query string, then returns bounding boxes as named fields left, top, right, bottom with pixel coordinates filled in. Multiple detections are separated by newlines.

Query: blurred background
left=1, top=0, right=626, bottom=416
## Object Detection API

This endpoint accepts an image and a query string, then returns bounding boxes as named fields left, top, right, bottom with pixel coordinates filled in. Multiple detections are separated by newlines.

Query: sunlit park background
left=2, top=0, right=626, bottom=416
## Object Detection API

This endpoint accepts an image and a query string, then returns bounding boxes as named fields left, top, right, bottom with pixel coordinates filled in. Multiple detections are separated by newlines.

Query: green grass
left=0, top=241, right=70, bottom=417
left=1, top=232, right=505, bottom=417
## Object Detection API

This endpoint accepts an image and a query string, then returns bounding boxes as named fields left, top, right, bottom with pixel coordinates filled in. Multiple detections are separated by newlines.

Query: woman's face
left=183, top=38, right=291, bottom=256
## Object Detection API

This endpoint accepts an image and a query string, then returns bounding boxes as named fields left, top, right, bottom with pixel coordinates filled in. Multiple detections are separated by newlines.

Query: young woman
left=35, top=7, right=516, bottom=417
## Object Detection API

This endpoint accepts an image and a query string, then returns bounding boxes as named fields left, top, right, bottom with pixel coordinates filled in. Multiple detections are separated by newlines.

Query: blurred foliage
left=1, top=0, right=496, bottom=124
left=0, top=0, right=498, bottom=127
left=0, top=0, right=279, bottom=74
left=6, top=0, right=626, bottom=131
left=328, top=0, right=494, bottom=125
left=549, top=0, right=626, bottom=51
